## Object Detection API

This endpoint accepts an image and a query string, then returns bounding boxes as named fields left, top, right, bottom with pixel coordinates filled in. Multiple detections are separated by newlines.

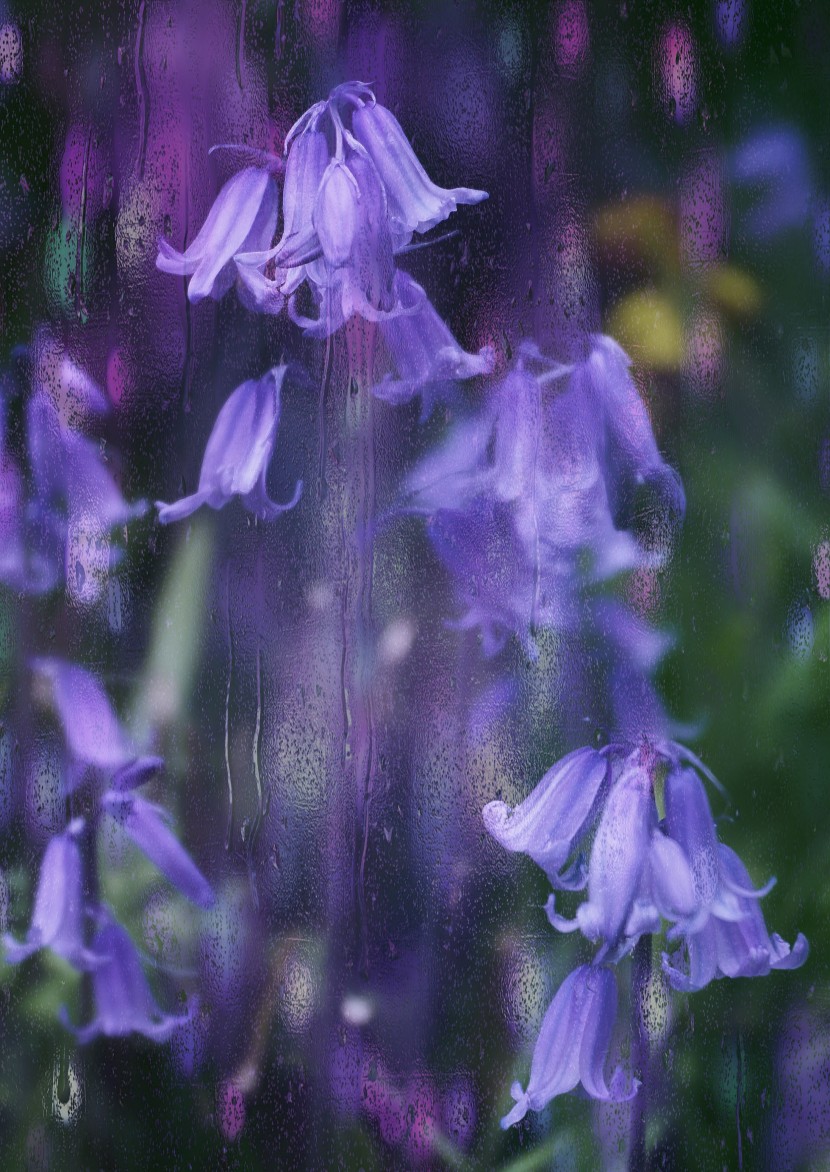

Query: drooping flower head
left=156, top=365, right=302, bottom=524
left=0, top=355, right=145, bottom=596
left=60, top=914, right=192, bottom=1043
left=401, top=335, right=684, bottom=655
left=156, top=146, right=284, bottom=307
left=235, top=81, right=488, bottom=336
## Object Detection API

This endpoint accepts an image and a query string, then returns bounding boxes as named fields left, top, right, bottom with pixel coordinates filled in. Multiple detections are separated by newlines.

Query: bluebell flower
left=488, top=740, right=808, bottom=971
left=156, top=152, right=282, bottom=305
left=61, top=914, right=191, bottom=1043
left=32, top=656, right=139, bottom=774
left=234, top=82, right=487, bottom=337
left=402, top=335, right=683, bottom=653
left=500, top=963, right=638, bottom=1128
left=545, top=752, right=655, bottom=958
left=483, top=747, right=608, bottom=890
left=0, top=382, right=144, bottom=595
left=101, top=792, right=214, bottom=908
left=4, top=822, right=101, bottom=970
left=372, top=272, right=495, bottom=420
left=32, top=658, right=213, bottom=908
left=156, top=366, right=302, bottom=524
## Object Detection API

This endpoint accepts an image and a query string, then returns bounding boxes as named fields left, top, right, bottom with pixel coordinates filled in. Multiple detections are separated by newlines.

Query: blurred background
left=0, top=0, right=827, bottom=1167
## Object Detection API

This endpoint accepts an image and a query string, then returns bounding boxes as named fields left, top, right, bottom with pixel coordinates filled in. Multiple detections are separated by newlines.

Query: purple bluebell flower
left=61, top=915, right=190, bottom=1043
left=402, top=335, right=683, bottom=652
left=156, top=154, right=282, bottom=305
left=545, top=753, right=655, bottom=957
left=234, top=82, right=487, bottom=337
left=372, top=272, right=495, bottom=419
left=488, top=740, right=808, bottom=972
left=32, top=656, right=136, bottom=773
left=349, top=95, right=488, bottom=243
left=156, top=366, right=302, bottom=524
left=101, top=792, right=214, bottom=908
left=500, top=963, right=638, bottom=1127
left=660, top=766, right=808, bottom=989
left=483, top=747, right=608, bottom=889
left=4, top=822, right=101, bottom=969
left=0, top=379, right=143, bottom=595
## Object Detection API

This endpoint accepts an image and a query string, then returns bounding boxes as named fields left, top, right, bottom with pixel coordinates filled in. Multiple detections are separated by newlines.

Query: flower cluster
left=402, top=335, right=684, bottom=655
left=487, top=738, right=807, bottom=1124
left=157, top=81, right=489, bottom=343
left=4, top=659, right=212, bottom=1042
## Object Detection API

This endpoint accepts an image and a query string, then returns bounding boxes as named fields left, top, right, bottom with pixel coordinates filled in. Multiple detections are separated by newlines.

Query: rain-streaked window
left=0, top=1, right=823, bottom=1168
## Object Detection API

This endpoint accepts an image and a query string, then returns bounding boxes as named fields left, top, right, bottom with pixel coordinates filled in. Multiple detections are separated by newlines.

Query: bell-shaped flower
left=372, top=273, right=495, bottom=419
left=483, top=747, right=608, bottom=889
left=156, top=158, right=281, bottom=304
left=400, top=334, right=682, bottom=654
left=156, top=366, right=302, bottom=524
left=546, top=755, right=655, bottom=956
left=0, top=380, right=143, bottom=595
left=663, top=765, right=774, bottom=929
left=4, top=824, right=101, bottom=969
left=662, top=843, right=808, bottom=991
left=500, top=964, right=638, bottom=1127
left=350, top=96, right=487, bottom=243
left=61, top=915, right=190, bottom=1043
left=236, top=82, right=487, bottom=337
left=101, top=791, right=214, bottom=908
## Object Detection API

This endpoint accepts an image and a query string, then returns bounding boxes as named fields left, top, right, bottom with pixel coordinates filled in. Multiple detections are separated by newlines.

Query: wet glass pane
left=0, top=0, right=823, bottom=1167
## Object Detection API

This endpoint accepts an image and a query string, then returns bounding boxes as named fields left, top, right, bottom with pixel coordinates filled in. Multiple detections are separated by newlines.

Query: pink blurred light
left=658, top=22, right=697, bottom=125
left=553, top=0, right=590, bottom=75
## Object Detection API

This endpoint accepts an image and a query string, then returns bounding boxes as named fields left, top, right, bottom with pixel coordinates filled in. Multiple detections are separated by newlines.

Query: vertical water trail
left=247, top=523, right=265, bottom=909
left=224, top=561, right=235, bottom=851
left=355, top=369, right=376, bottom=979
left=134, top=1, right=149, bottom=180
left=74, top=128, right=92, bottom=322
left=236, top=0, right=247, bottom=91
left=181, top=146, right=193, bottom=414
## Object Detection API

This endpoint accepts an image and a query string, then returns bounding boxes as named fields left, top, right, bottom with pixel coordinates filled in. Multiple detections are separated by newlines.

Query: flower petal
left=483, top=747, right=607, bottom=883
left=351, top=101, right=487, bottom=236
left=32, top=657, right=134, bottom=770
left=103, top=792, right=214, bottom=908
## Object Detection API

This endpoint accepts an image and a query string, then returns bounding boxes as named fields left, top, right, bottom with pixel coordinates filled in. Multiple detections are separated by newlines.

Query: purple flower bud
left=156, top=164, right=280, bottom=303
left=4, top=825, right=101, bottom=969
left=61, top=915, right=190, bottom=1043
left=102, top=792, right=214, bottom=908
left=156, top=367, right=302, bottom=524
left=500, top=964, right=637, bottom=1127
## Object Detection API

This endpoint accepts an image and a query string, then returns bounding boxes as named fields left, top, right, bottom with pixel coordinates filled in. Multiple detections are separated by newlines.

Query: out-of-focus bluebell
left=156, top=152, right=283, bottom=306
left=61, top=915, right=191, bottom=1043
left=4, top=822, right=101, bottom=969
left=499, top=963, right=637, bottom=1127
left=0, top=370, right=144, bottom=595
left=31, top=657, right=213, bottom=908
left=401, top=335, right=683, bottom=654
left=372, top=272, right=494, bottom=420
left=102, top=792, right=214, bottom=908
left=156, top=366, right=302, bottom=524
left=234, top=81, right=487, bottom=337
left=730, top=125, right=812, bottom=240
